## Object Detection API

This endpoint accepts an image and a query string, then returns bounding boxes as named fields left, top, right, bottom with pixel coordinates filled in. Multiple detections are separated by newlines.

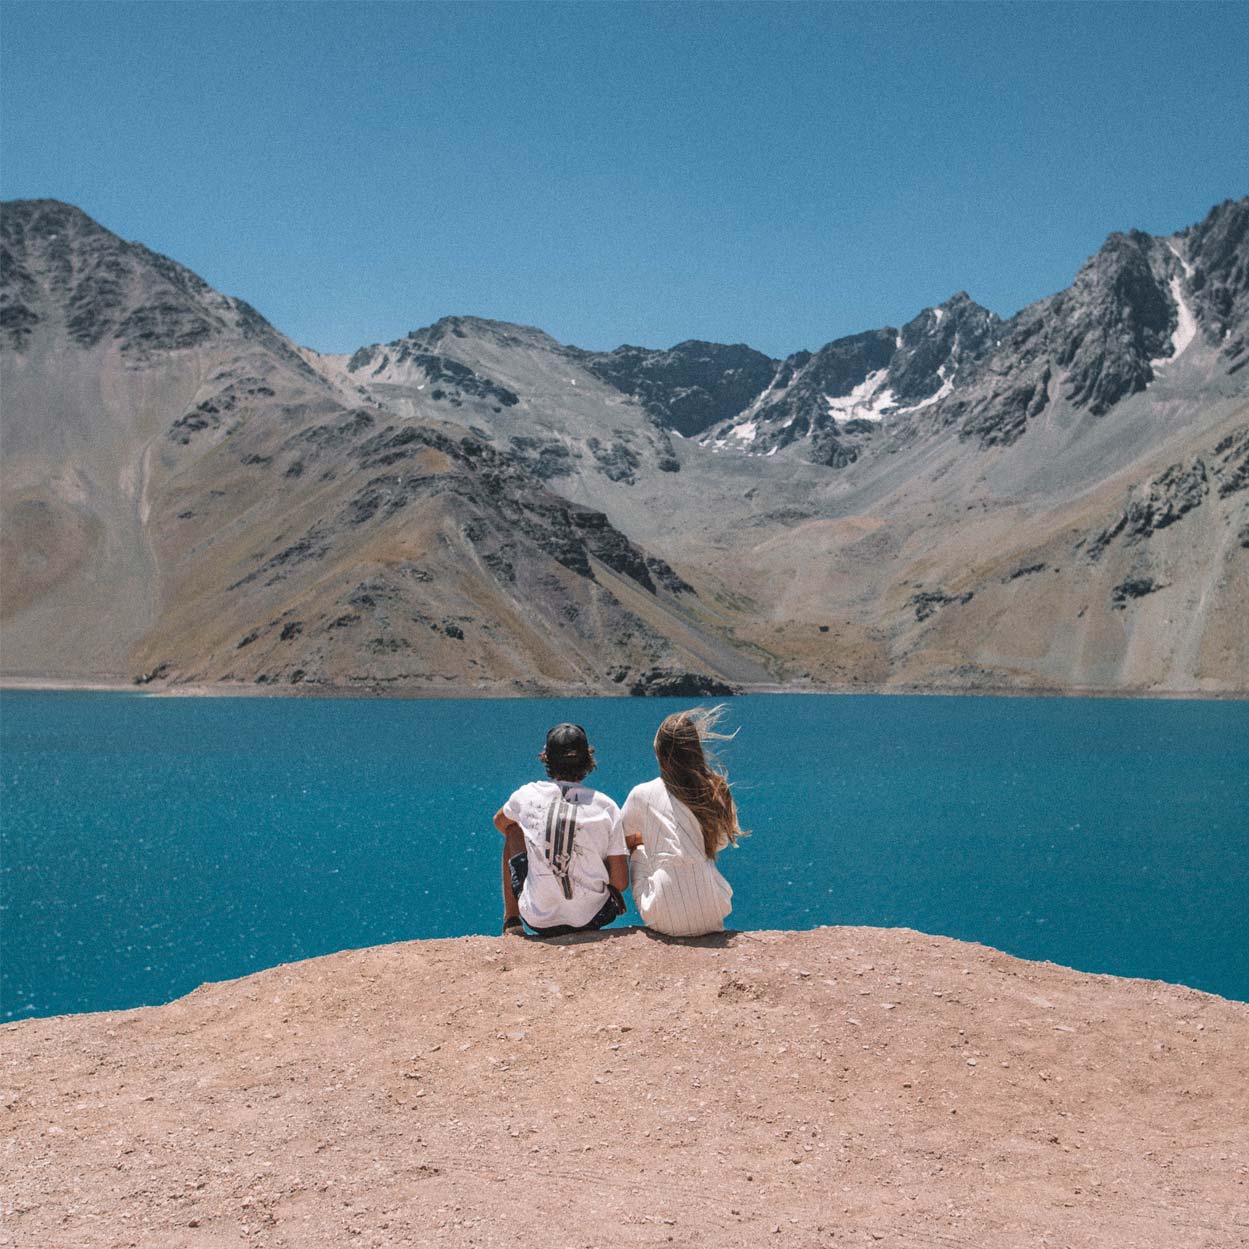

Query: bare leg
left=501, top=826, right=525, bottom=925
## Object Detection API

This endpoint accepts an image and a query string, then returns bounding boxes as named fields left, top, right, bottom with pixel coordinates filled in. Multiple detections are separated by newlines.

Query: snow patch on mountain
left=1167, top=239, right=1194, bottom=279
left=824, top=369, right=895, bottom=422
left=725, top=418, right=759, bottom=443
left=1150, top=277, right=1198, bottom=370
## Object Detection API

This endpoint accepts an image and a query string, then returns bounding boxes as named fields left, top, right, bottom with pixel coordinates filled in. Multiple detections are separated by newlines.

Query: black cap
left=545, top=723, right=590, bottom=760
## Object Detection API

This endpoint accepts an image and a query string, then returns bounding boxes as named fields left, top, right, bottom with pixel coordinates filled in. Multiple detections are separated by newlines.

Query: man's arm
left=494, top=807, right=521, bottom=838
left=497, top=806, right=525, bottom=930
left=606, top=854, right=629, bottom=894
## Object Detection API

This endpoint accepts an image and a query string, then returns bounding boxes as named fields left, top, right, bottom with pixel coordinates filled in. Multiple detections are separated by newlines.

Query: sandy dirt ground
left=2, top=926, right=1247, bottom=1249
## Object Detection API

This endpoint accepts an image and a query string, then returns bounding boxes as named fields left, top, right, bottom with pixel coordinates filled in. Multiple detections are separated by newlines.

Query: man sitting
left=494, top=723, right=628, bottom=937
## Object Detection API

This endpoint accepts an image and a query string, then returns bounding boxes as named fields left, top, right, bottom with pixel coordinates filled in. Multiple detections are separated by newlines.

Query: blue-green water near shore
left=2, top=690, right=1247, bottom=1019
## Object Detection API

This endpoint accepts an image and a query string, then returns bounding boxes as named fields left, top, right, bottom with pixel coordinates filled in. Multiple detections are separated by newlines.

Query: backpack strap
left=544, top=792, right=579, bottom=899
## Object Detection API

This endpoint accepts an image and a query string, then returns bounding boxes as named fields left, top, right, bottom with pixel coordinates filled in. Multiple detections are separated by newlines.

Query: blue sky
left=2, top=1, right=1246, bottom=358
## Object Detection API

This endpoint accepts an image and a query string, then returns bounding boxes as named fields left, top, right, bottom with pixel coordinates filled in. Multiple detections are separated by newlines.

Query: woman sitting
left=621, top=706, right=745, bottom=937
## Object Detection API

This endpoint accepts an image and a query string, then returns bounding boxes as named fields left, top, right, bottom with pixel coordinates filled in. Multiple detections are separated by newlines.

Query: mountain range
left=2, top=196, right=1246, bottom=695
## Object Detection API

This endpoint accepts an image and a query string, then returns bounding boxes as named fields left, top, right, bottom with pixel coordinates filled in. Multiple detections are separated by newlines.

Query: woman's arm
left=619, top=788, right=645, bottom=852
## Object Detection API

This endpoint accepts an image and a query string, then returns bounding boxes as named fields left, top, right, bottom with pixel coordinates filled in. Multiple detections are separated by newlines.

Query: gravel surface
left=3, top=926, right=1247, bottom=1248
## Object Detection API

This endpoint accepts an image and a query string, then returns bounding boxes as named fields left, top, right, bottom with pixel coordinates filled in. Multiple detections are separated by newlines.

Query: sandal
left=502, top=915, right=526, bottom=936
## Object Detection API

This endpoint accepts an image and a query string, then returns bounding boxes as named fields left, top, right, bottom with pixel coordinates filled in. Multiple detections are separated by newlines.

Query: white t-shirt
left=620, top=777, right=733, bottom=937
left=502, top=780, right=626, bottom=930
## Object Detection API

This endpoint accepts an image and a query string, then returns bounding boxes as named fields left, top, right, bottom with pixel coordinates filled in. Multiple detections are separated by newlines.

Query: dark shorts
left=508, top=852, right=622, bottom=938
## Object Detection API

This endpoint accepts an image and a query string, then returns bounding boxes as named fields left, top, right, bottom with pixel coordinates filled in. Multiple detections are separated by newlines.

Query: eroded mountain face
left=0, top=201, right=761, bottom=695
left=2, top=196, right=1247, bottom=694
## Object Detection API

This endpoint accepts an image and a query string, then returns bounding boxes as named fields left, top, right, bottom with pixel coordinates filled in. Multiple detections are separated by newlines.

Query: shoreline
left=2, top=672, right=1247, bottom=701
left=6, top=925, right=1246, bottom=1028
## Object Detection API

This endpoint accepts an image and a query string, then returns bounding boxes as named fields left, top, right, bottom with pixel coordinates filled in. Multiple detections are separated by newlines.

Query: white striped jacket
left=621, top=778, right=732, bottom=937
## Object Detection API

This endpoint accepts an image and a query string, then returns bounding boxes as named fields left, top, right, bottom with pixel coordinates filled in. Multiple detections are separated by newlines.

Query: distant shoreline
left=3, top=673, right=1246, bottom=701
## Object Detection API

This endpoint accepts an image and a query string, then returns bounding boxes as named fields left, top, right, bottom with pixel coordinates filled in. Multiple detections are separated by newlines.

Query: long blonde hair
left=654, top=705, right=745, bottom=860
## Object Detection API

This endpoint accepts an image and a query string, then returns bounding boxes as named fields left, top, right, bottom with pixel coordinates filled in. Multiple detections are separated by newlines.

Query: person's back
left=621, top=706, right=744, bottom=938
left=622, top=777, right=732, bottom=936
left=502, top=776, right=624, bottom=931
left=494, top=724, right=628, bottom=937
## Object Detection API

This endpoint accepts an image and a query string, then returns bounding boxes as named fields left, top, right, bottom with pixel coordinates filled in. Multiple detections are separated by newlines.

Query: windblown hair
left=654, top=705, right=744, bottom=860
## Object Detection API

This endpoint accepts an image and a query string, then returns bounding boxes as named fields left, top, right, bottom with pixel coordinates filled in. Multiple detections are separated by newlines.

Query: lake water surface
left=2, top=689, right=1247, bottom=1019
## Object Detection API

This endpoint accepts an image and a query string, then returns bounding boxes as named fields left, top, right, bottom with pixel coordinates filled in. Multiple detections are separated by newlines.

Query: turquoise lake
left=2, top=689, right=1247, bottom=1019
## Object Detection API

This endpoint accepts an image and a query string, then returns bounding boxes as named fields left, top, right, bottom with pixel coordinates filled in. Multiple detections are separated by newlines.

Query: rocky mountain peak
left=889, top=293, right=1001, bottom=407
left=1181, top=195, right=1249, bottom=372
left=339, top=315, right=567, bottom=410
left=652, top=204, right=1244, bottom=463
left=692, top=293, right=1004, bottom=467
left=0, top=197, right=309, bottom=372
left=572, top=338, right=778, bottom=437
left=1071, top=228, right=1172, bottom=326
left=3, top=198, right=112, bottom=248
left=405, top=314, right=563, bottom=355
left=941, top=206, right=1248, bottom=447
left=2, top=199, right=140, bottom=351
